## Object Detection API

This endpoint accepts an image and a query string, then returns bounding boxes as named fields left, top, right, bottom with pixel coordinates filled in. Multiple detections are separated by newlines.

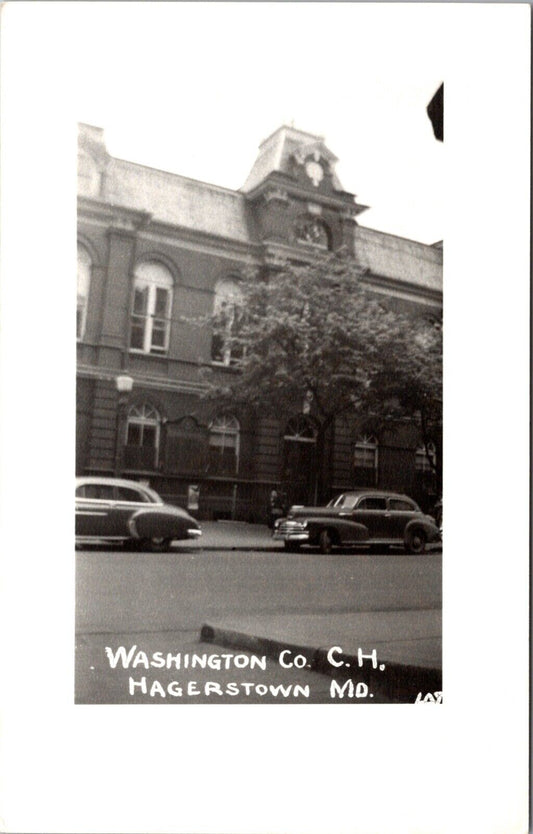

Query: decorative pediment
left=242, top=126, right=344, bottom=195
left=78, top=123, right=110, bottom=198
left=292, top=141, right=340, bottom=188
left=293, top=141, right=338, bottom=166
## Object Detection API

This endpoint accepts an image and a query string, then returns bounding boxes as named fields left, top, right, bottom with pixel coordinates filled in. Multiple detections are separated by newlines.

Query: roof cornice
left=242, top=173, right=368, bottom=216
left=78, top=195, right=263, bottom=258
left=111, top=156, right=243, bottom=200
left=78, top=196, right=151, bottom=229
left=361, top=270, right=443, bottom=304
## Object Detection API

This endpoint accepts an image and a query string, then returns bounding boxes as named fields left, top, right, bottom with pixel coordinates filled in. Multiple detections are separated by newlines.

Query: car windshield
left=116, top=486, right=152, bottom=503
left=136, top=485, right=163, bottom=504
left=327, top=494, right=358, bottom=510
left=76, top=483, right=114, bottom=500
left=75, top=481, right=163, bottom=504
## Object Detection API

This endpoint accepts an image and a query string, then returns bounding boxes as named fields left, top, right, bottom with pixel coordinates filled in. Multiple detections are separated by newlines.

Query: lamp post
left=114, top=374, right=134, bottom=477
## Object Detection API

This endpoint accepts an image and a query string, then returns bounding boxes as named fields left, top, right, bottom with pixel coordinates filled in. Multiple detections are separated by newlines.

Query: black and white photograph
left=0, top=2, right=529, bottom=832
left=75, top=46, right=443, bottom=708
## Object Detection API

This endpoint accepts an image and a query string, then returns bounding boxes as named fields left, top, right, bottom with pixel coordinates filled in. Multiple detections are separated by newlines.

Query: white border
left=0, top=4, right=529, bottom=833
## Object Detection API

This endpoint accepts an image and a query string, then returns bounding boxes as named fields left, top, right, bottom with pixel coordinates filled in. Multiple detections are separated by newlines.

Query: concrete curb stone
left=200, top=623, right=442, bottom=704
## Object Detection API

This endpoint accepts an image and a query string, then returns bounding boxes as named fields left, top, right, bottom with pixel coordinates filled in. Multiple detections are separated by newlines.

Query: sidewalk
left=193, top=520, right=280, bottom=550
left=191, top=522, right=442, bottom=702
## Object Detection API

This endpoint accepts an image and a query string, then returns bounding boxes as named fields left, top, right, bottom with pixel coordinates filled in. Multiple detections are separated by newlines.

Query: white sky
left=66, top=2, right=444, bottom=243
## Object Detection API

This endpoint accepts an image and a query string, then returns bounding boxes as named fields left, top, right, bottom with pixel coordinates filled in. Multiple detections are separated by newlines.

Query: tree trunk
left=313, top=421, right=333, bottom=505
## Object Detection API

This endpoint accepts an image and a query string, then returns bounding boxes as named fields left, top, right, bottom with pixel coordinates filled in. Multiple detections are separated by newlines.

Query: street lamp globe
left=116, top=374, right=134, bottom=394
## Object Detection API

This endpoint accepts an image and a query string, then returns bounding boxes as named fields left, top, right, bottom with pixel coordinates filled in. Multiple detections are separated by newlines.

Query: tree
left=383, top=319, right=443, bottom=487
left=203, top=252, right=442, bottom=503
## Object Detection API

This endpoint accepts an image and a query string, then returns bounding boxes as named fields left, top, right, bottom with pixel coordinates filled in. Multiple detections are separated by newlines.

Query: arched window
left=130, top=262, right=173, bottom=355
left=281, top=415, right=317, bottom=505
left=283, top=415, right=317, bottom=443
left=166, top=416, right=208, bottom=474
left=209, top=415, right=240, bottom=475
left=414, top=442, right=438, bottom=507
left=354, top=435, right=378, bottom=486
left=293, top=216, right=331, bottom=250
left=211, top=279, right=243, bottom=366
left=415, top=442, right=436, bottom=473
left=77, top=244, right=91, bottom=340
left=125, top=403, right=161, bottom=470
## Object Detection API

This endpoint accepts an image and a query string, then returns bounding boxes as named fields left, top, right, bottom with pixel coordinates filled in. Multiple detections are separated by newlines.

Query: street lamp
left=114, top=374, right=134, bottom=477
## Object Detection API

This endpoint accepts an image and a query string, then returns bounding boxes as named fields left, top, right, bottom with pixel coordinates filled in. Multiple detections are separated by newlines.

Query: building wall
left=77, top=124, right=442, bottom=521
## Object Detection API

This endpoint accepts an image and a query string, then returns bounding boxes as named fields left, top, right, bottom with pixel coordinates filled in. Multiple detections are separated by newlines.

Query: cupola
left=241, top=126, right=367, bottom=254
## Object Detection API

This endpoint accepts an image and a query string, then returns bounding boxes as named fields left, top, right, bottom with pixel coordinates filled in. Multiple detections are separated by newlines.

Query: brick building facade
left=77, top=123, right=442, bottom=520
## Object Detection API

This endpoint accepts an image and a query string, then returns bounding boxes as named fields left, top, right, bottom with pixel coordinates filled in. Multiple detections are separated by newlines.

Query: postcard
left=0, top=3, right=529, bottom=833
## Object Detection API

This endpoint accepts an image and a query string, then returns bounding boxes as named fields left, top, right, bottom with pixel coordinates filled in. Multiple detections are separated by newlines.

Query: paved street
left=76, top=532, right=441, bottom=704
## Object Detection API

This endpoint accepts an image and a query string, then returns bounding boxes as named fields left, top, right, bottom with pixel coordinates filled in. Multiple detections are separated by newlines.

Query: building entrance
left=281, top=416, right=317, bottom=507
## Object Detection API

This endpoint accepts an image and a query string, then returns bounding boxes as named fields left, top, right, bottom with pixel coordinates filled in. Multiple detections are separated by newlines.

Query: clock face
left=305, top=160, right=323, bottom=187
left=294, top=217, right=328, bottom=248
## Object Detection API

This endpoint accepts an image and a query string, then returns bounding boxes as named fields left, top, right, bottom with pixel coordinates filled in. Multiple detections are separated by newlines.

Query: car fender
left=303, top=516, right=369, bottom=544
left=128, top=507, right=194, bottom=539
left=404, top=516, right=440, bottom=545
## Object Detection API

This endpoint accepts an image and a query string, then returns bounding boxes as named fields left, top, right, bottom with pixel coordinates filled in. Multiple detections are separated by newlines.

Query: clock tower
left=241, top=126, right=367, bottom=257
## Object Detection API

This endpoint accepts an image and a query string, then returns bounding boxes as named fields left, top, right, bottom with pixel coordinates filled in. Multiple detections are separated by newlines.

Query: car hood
left=287, top=506, right=344, bottom=520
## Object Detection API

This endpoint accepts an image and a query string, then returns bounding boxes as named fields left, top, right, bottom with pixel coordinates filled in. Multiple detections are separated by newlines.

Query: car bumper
left=272, top=522, right=310, bottom=543
left=272, top=532, right=310, bottom=542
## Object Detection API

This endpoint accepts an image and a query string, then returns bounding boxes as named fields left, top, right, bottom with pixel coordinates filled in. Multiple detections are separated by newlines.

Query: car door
left=351, top=496, right=389, bottom=540
left=111, top=484, right=154, bottom=537
left=386, top=497, right=420, bottom=540
left=75, top=482, right=116, bottom=537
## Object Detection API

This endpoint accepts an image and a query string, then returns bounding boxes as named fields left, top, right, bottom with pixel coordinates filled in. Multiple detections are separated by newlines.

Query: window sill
left=129, top=349, right=169, bottom=358
left=294, top=240, right=329, bottom=250
left=210, top=360, right=241, bottom=372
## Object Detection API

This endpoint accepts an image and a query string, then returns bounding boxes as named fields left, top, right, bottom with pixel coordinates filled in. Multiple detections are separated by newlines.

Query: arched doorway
left=281, top=416, right=317, bottom=506
left=124, top=402, right=162, bottom=470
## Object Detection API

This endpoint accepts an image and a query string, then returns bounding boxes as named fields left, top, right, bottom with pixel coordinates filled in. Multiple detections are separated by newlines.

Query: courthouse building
left=77, top=123, right=442, bottom=520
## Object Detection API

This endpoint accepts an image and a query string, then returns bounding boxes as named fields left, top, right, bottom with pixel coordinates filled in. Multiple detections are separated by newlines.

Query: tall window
left=282, top=415, right=317, bottom=506
left=130, top=262, right=173, bottom=355
left=353, top=435, right=378, bottom=486
left=77, top=244, right=91, bottom=340
left=166, top=417, right=208, bottom=474
left=125, top=403, right=161, bottom=469
left=415, top=442, right=436, bottom=473
left=211, top=279, right=243, bottom=366
left=209, top=415, right=240, bottom=475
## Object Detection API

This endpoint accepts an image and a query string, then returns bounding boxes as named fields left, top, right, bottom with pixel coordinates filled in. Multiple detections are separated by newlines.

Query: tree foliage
left=203, top=252, right=442, bottom=498
left=384, top=319, right=443, bottom=480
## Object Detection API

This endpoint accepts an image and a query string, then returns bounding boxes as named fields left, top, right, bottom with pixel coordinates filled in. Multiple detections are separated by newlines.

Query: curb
left=197, top=545, right=283, bottom=552
left=200, top=623, right=442, bottom=704
left=191, top=542, right=442, bottom=554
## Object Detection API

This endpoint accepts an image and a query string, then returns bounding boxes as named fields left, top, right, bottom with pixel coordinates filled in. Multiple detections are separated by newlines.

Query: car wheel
left=284, top=541, right=301, bottom=552
left=319, top=529, right=334, bottom=555
left=406, top=529, right=427, bottom=554
left=146, top=537, right=171, bottom=553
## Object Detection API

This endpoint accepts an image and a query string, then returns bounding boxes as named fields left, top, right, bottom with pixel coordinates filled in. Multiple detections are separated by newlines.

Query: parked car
left=75, top=477, right=202, bottom=551
left=273, top=490, right=440, bottom=554
left=432, top=498, right=443, bottom=535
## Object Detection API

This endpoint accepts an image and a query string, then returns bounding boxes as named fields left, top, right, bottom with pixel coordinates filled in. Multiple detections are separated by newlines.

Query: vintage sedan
left=75, top=477, right=202, bottom=551
left=273, top=490, right=440, bottom=554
